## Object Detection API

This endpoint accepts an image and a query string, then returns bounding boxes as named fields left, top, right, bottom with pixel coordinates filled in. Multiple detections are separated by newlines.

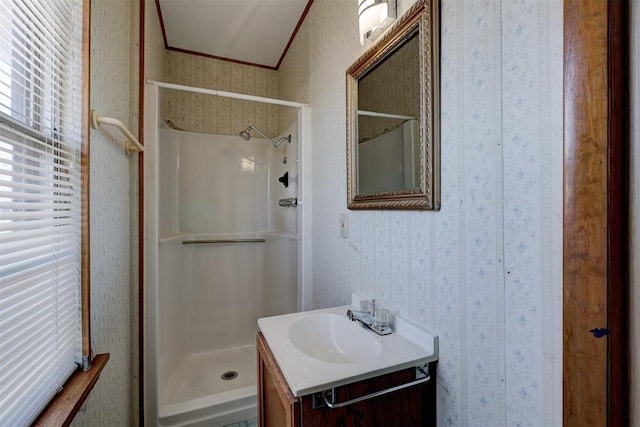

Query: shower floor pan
left=159, top=344, right=257, bottom=426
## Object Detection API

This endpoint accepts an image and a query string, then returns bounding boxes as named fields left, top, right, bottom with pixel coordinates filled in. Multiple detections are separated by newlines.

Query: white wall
left=278, top=0, right=563, bottom=425
left=630, top=0, right=639, bottom=424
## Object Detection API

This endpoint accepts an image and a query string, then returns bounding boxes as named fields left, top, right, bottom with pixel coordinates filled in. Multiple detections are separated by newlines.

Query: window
left=0, top=0, right=85, bottom=425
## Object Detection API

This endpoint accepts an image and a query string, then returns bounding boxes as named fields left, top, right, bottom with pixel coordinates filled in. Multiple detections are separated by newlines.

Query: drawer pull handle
left=318, top=371, right=430, bottom=409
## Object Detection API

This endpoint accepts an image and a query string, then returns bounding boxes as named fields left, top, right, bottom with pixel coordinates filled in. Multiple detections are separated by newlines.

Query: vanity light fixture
left=358, top=0, right=397, bottom=45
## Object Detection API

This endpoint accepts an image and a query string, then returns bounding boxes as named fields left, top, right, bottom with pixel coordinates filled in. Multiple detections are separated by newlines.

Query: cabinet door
left=257, top=333, right=300, bottom=427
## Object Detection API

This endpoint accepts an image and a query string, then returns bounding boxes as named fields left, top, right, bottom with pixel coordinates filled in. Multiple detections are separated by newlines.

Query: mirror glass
left=346, top=0, right=440, bottom=210
left=357, top=31, right=420, bottom=194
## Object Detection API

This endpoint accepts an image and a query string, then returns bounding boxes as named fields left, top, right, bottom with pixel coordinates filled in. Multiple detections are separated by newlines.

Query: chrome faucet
left=347, top=299, right=392, bottom=336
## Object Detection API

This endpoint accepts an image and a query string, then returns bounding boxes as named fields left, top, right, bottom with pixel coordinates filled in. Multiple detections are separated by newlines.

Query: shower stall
left=145, top=82, right=311, bottom=426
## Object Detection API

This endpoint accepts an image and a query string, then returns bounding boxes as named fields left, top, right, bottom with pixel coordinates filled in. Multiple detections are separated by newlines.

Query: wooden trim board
left=563, top=0, right=629, bottom=425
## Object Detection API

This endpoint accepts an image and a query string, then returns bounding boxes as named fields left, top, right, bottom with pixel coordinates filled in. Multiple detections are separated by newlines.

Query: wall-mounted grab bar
left=90, top=109, right=144, bottom=155
left=182, top=239, right=266, bottom=245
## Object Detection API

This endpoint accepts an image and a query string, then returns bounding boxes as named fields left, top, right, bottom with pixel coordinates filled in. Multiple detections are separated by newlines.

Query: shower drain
left=221, top=370, right=238, bottom=381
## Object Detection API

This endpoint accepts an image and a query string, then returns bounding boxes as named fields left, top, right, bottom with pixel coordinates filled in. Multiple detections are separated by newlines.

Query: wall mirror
left=346, top=0, right=440, bottom=210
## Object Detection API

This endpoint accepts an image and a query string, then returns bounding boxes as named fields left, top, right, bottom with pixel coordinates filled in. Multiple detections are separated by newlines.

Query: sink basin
left=288, top=313, right=382, bottom=364
left=258, top=299, right=438, bottom=396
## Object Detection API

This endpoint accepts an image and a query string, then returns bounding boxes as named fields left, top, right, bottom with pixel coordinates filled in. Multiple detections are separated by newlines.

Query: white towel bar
left=90, top=109, right=144, bottom=155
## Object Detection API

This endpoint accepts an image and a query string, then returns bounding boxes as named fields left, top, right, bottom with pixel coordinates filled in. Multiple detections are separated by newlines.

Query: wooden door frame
left=563, top=0, right=629, bottom=426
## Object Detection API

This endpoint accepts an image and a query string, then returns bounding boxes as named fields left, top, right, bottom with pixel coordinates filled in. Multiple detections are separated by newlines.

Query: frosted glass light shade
left=358, top=0, right=397, bottom=45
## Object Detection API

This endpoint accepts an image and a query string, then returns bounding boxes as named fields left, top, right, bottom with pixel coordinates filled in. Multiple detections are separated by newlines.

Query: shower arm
left=248, top=124, right=290, bottom=148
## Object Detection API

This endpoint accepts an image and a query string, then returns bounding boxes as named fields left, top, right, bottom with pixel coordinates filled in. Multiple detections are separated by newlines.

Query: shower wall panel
left=268, top=122, right=299, bottom=235
left=157, top=243, right=186, bottom=388
left=155, top=127, right=298, bottom=376
left=158, top=128, right=179, bottom=236
left=262, top=233, right=298, bottom=318
left=159, top=129, right=272, bottom=235
left=156, top=233, right=297, bottom=378
left=182, top=242, right=264, bottom=353
left=176, top=132, right=270, bottom=234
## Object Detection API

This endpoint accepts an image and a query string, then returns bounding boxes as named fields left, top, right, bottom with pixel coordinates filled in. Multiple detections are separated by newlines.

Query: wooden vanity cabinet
left=257, top=332, right=436, bottom=427
left=257, top=332, right=300, bottom=426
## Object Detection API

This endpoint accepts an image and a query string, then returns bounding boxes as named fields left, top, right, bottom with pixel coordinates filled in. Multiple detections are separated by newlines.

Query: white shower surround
left=145, top=84, right=309, bottom=425
left=155, top=232, right=295, bottom=426
left=277, top=0, right=563, bottom=425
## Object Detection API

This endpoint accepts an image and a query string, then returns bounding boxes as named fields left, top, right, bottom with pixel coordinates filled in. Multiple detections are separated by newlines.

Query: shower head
left=238, top=124, right=291, bottom=148
left=239, top=128, right=252, bottom=141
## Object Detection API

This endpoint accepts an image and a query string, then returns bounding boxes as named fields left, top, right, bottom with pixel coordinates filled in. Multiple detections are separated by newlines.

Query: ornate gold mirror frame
left=346, top=0, right=440, bottom=210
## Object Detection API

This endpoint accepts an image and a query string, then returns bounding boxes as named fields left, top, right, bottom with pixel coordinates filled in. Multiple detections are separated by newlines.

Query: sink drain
left=221, top=370, right=238, bottom=381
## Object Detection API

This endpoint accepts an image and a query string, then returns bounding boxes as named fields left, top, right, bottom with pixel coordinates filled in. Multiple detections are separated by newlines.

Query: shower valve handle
left=279, top=172, right=289, bottom=188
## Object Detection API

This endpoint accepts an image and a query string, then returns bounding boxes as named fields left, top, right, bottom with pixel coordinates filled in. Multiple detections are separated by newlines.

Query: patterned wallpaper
left=145, top=0, right=166, bottom=83
left=70, top=0, right=141, bottom=426
left=164, top=51, right=278, bottom=137
left=277, top=21, right=310, bottom=135
left=67, top=0, right=573, bottom=424
left=278, top=0, right=563, bottom=425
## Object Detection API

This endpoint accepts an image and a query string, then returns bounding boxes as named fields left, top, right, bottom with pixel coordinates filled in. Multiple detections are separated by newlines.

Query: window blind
left=0, top=0, right=84, bottom=426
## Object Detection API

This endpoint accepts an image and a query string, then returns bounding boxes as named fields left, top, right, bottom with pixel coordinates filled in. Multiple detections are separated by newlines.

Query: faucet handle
left=359, top=300, right=373, bottom=314
left=375, top=308, right=390, bottom=329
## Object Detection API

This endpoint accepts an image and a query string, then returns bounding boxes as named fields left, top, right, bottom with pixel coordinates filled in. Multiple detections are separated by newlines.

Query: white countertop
left=258, top=298, right=438, bottom=397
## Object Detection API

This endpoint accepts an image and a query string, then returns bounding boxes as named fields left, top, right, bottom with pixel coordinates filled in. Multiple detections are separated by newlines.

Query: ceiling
left=157, top=0, right=313, bottom=70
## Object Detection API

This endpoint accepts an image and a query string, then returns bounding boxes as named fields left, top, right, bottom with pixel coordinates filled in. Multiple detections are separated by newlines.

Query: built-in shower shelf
left=159, top=232, right=298, bottom=245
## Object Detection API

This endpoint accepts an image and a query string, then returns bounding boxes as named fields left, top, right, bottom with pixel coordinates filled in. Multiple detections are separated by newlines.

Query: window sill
left=33, top=353, right=110, bottom=427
